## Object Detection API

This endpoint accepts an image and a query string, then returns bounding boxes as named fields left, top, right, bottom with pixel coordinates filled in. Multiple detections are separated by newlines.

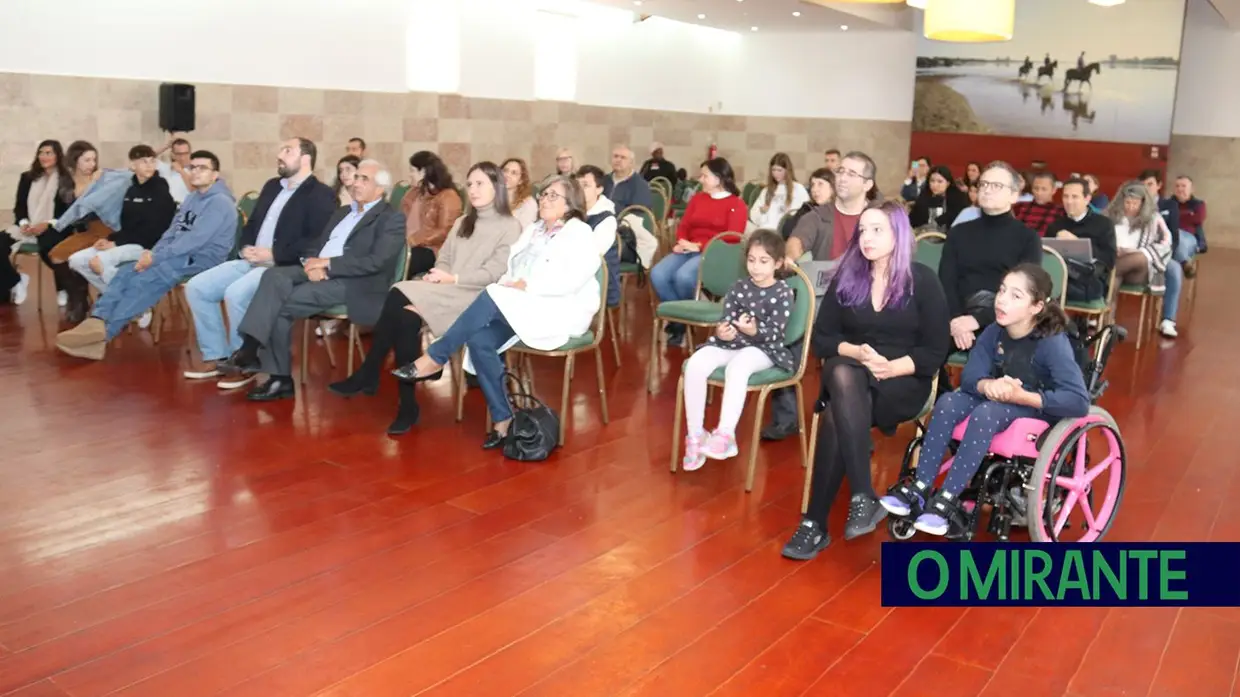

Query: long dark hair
left=501, top=157, right=532, bottom=208
left=458, top=161, right=511, bottom=239
left=66, top=140, right=98, bottom=176
left=409, top=151, right=456, bottom=197
left=745, top=229, right=792, bottom=280
left=834, top=201, right=915, bottom=310
left=1008, top=263, right=1068, bottom=337
left=700, top=157, right=739, bottom=196
left=333, top=155, right=360, bottom=199
left=27, top=139, right=74, bottom=204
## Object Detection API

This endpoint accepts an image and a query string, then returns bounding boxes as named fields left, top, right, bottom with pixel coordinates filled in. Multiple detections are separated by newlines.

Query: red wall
left=908, top=132, right=1168, bottom=203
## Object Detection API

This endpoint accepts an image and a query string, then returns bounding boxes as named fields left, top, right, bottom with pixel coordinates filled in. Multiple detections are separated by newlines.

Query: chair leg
left=619, top=275, right=629, bottom=328
left=36, top=259, right=44, bottom=314
left=558, top=354, right=573, bottom=446
left=299, top=319, right=310, bottom=384
left=321, top=326, right=337, bottom=368
left=648, top=317, right=660, bottom=393
left=346, top=325, right=358, bottom=374
left=152, top=296, right=165, bottom=344
left=745, top=388, right=770, bottom=493
left=453, top=352, right=466, bottom=422
left=523, top=353, right=536, bottom=395
left=607, top=309, right=621, bottom=367
left=670, top=373, right=686, bottom=472
left=801, top=412, right=821, bottom=514
left=1134, top=294, right=1147, bottom=351
left=179, top=287, right=196, bottom=356
left=594, top=347, right=609, bottom=425
left=794, top=382, right=809, bottom=469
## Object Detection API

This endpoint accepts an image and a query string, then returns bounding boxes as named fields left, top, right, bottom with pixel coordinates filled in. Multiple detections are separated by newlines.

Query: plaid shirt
left=1012, top=201, right=1063, bottom=237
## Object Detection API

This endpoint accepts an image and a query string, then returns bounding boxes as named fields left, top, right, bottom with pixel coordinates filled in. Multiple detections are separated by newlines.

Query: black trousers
left=407, top=247, right=436, bottom=280
left=805, top=359, right=878, bottom=526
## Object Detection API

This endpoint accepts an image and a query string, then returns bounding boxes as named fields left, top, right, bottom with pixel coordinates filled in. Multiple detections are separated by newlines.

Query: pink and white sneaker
left=682, top=431, right=707, bottom=472
left=702, top=430, right=738, bottom=460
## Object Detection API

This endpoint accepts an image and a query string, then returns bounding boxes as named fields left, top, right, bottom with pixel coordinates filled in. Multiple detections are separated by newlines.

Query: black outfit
left=938, top=211, right=1042, bottom=326
left=641, top=157, right=677, bottom=184
left=910, top=185, right=969, bottom=230
left=1045, top=211, right=1117, bottom=296
left=587, top=207, right=621, bottom=307
left=331, top=288, right=425, bottom=433
left=804, top=263, right=952, bottom=527
left=239, top=175, right=338, bottom=266
left=0, top=172, right=75, bottom=297
left=406, top=247, right=437, bottom=280
left=110, top=175, right=177, bottom=249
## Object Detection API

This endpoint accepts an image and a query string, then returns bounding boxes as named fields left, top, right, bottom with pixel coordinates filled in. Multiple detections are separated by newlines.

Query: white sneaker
left=138, top=310, right=153, bottom=329
left=11, top=273, right=29, bottom=305
left=315, top=320, right=339, bottom=337
left=1159, top=319, right=1178, bottom=338
left=57, top=290, right=68, bottom=307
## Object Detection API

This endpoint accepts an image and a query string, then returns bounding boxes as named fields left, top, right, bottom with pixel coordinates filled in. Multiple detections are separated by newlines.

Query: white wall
left=1171, top=0, right=1240, bottom=137
left=0, top=0, right=916, bottom=121
left=0, top=0, right=409, bottom=92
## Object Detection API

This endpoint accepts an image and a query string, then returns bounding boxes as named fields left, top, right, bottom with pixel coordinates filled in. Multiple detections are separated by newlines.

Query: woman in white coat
left=393, top=174, right=601, bottom=448
left=748, top=152, right=808, bottom=232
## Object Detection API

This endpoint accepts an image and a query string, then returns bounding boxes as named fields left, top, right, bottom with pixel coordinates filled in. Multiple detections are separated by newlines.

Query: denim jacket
left=54, top=169, right=134, bottom=231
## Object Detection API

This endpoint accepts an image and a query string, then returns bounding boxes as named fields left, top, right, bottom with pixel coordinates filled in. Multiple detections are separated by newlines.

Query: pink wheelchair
left=886, top=324, right=1125, bottom=543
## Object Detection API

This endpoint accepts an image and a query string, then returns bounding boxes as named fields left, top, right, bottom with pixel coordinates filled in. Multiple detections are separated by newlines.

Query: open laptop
left=1042, top=237, right=1093, bottom=265
left=799, top=260, right=840, bottom=297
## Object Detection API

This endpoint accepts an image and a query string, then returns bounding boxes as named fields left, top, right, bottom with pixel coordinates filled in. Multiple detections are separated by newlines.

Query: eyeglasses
left=538, top=189, right=564, bottom=202
left=187, top=164, right=215, bottom=173
left=977, top=180, right=1013, bottom=192
left=834, top=167, right=870, bottom=181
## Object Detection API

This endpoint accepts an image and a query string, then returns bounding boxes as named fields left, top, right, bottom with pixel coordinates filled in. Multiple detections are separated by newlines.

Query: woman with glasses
left=392, top=175, right=601, bottom=450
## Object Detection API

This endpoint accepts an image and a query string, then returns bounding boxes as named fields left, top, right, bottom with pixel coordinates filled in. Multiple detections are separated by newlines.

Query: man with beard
left=763, top=151, right=879, bottom=441
left=182, top=138, right=336, bottom=384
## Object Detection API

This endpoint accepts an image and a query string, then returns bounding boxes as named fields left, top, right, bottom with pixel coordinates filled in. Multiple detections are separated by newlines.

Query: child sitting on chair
left=682, top=229, right=795, bottom=469
left=880, top=263, right=1089, bottom=536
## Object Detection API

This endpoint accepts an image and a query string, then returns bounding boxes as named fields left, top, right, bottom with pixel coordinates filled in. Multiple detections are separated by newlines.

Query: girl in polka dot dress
left=879, top=263, right=1090, bottom=536
left=682, top=230, right=796, bottom=469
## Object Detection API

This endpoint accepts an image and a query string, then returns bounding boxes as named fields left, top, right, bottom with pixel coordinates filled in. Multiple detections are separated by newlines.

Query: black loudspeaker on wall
left=159, top=83, right=196, bottom=133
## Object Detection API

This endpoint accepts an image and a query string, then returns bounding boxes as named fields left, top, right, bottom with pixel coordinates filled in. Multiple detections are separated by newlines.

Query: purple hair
left=833, top=200, right=916, bottom=310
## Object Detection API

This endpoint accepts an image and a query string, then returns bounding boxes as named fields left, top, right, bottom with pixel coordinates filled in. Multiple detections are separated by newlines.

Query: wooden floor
left=0, top=251, right=1238, bottom=697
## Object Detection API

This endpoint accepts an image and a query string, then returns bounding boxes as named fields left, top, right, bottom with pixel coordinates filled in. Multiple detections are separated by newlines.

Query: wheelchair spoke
left=1053, top=490, right=1078, bottom=536
left=1076, top=493, right=1099, bottom=532
left=1073, top=434, right=1088, bottom=479
left=1082, top=453, right=1118, bottom=485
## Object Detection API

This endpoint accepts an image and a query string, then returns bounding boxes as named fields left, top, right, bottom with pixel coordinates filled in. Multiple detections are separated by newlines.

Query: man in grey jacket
left=56, top=151, right=237, bottom=360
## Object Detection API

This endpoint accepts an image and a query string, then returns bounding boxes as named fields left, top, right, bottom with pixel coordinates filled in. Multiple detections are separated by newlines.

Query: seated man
left=224, top=159, right=405, bottom=401
left=55, top=151, right=235, bottom=360
left=183, top=137, right=335, bottom=383
left=1011, top=172, right=1062, bottom=237
left=1046, top=177, right=1116, bottom=304
left=1172, top=174, right=1206, bottom=265
left=1140, top=169, right=1187, bottom=338
left=67, top=145, right=177, bottom=295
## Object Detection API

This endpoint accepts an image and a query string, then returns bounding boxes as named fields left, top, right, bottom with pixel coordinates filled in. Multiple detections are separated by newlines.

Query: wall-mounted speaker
left=158, top=83, right=196, bottom=133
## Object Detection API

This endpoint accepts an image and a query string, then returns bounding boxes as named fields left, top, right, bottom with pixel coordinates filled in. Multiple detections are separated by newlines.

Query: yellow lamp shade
left=924, top=0, right=1015, bottom=42
left=907, top=0, right=928, bottom=7
left=831, top=0, right=905, bottom=2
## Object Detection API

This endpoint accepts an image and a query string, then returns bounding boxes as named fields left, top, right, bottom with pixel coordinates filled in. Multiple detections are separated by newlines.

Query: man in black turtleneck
left=1047, top=177, right=1116, bottom=301
left=938, top=161, right=1042, bottom=351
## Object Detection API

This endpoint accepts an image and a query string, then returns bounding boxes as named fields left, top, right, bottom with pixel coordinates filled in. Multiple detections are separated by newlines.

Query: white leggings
left=683, top=345, right=774, bottom=435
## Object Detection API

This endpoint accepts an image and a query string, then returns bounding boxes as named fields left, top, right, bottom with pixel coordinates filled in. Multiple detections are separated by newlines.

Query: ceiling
left=584, top=0, right=914, bottom=33
left=1210, top=0, right=1240, bottom=25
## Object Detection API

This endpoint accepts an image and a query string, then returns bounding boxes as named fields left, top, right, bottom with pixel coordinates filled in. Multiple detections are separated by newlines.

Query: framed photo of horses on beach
left=912, top=0, right=1187, bottom=145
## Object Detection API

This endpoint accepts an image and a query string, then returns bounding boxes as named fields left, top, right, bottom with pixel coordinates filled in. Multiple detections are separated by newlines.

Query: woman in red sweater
left=650, top=157, right=748, bottom=346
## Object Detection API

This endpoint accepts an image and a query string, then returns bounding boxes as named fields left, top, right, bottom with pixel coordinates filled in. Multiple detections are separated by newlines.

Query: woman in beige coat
left=328, top=161, right=521, bottom=435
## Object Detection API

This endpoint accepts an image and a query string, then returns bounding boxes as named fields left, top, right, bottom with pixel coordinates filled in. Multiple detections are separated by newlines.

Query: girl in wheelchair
left=879, top=263, right=1090, bottom=536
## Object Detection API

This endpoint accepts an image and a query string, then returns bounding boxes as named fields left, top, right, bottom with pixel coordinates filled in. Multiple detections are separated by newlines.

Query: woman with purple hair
left=782, top=201, right=952, bottom=561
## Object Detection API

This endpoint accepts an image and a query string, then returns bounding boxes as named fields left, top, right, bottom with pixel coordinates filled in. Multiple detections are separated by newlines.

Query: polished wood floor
left=0, top=252, right=1237, bottom=697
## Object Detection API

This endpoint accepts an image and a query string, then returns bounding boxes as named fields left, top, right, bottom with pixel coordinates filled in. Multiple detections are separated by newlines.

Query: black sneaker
left=781, top=519, right=830, bottom=561
left=760, top=420, right=798, bottom=442
left=844, top=494, right=887, bottom=541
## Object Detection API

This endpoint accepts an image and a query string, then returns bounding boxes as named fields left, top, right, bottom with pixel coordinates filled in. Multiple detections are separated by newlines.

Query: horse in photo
left=1036, top=60, right=1058, bottom=82
left=1064, top=61, right=1102, bottom=92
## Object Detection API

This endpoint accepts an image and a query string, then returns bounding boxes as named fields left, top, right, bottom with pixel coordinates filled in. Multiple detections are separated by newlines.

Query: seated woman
left=649, top=157, right=748, bottom=346
left=880, top=264, right=1089, bottom=536
left=782, top=201, right=951, bottom=561
left=403, top=151, right=463, bottom=279
left=333, top=155, right=360, bottom=207
left=939, top=161, right=1042, bottom=353
left=909, top=165, right=969, bottom=231
left=780, top=167, right=834, bottom=246
left=0, top=140, right=76, bottom=307
left=328, top=161, right=521, bottom=435
left=1107, top=180, right=1172, bottom=292
left=502, top=158, right=538, bottom=229
left=392, top=175, right=601, bottom=448
left=748, top=153, right=808, bottom=232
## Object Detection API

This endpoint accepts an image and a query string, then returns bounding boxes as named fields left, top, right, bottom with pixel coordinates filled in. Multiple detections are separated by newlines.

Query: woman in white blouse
left=394, top=174, right=601, bottom=449
left=748, top=152, right=808, bottom=231
left=1106, top=180, right=1171, bottom=291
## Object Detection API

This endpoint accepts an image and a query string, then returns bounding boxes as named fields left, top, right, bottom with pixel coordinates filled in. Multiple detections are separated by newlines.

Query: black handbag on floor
left=502, top=372, right=560, bottom=462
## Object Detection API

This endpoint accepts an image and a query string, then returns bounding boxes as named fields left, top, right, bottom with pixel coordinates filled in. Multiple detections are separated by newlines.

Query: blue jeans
left=1159, top=231, right=1195, bottom=323
left=92, top=262, right=184, bottom=341
left=603, top=246, right=621, bottom=308
left=427, top=290, right=516, bottom=423
left=650, top=251, right=701, bottom=303
left=185, top=259, right=269, bottom=360
left=67, top=244, right=145, bottom=292
left=916, top=391, right=1042, bottom=497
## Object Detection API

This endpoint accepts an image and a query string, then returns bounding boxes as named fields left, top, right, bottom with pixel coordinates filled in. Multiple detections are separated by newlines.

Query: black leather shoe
left=221, top=348, right=261, bottom=375
left=760, top=421, right=799, bottom=442
left=391, top=362, right=444, bottom=383
left=328, top=377, right=378, bottom=398
left=246, top=376, right=295, bottom=402
left=482, top=430, right=508, bottom=450
left=387, top=405, right=421, bottom=436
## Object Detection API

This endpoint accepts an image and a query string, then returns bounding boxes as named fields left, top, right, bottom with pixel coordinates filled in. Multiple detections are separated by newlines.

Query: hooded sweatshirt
left=111, top=174, right=177, bottom=249
left=151, top=179, right=237, bottom=273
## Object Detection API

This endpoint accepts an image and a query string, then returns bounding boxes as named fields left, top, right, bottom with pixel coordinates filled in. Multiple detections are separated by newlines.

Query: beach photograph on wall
left=913, top=0, right=1186, bottom=144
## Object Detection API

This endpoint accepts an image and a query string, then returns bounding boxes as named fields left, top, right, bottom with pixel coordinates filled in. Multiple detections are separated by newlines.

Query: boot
left=387, top=382, right=420, bottom=435
left=62, top=269, right=91, bottom=324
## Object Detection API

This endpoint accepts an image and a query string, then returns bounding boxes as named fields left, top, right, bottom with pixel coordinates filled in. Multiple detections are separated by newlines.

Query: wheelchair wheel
left=1026, top=406, right=1125, bottom=543
left=888, top=517, right=916, bottom=541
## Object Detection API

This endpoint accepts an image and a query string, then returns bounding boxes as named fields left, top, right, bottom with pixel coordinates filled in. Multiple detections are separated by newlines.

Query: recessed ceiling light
left=750, top=26, right=758, bottom=31
left=840, top=24, right=849, bottom=30
left=632, top=0, right=641, bottom=5
left=793, top=11, right=802, bottom=16
left=697, top=13, right=706, bottom=19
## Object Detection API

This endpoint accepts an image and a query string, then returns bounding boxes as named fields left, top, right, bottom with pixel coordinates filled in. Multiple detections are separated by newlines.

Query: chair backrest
left=914, top=231, right=946, bottom=272
left=393, top=244, right=411, bottom=284
left=585, top=260, right=608, bottom=347
left=741, top=182, right=761, bottom=207
left=696, top=231, right=745, bottom=300
left=782, top=265, right=816, bottom=348
left=237, top=191, right=260, bottom=218
left=389, top=181, right=411, bottom=209
left=648, top=188, right=667, bottom=221
left=651, top=177, right=672, bottom=198
left=1041, top=244, right=1069, bottom=305
left=229, top=209, right=248, bottom=259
